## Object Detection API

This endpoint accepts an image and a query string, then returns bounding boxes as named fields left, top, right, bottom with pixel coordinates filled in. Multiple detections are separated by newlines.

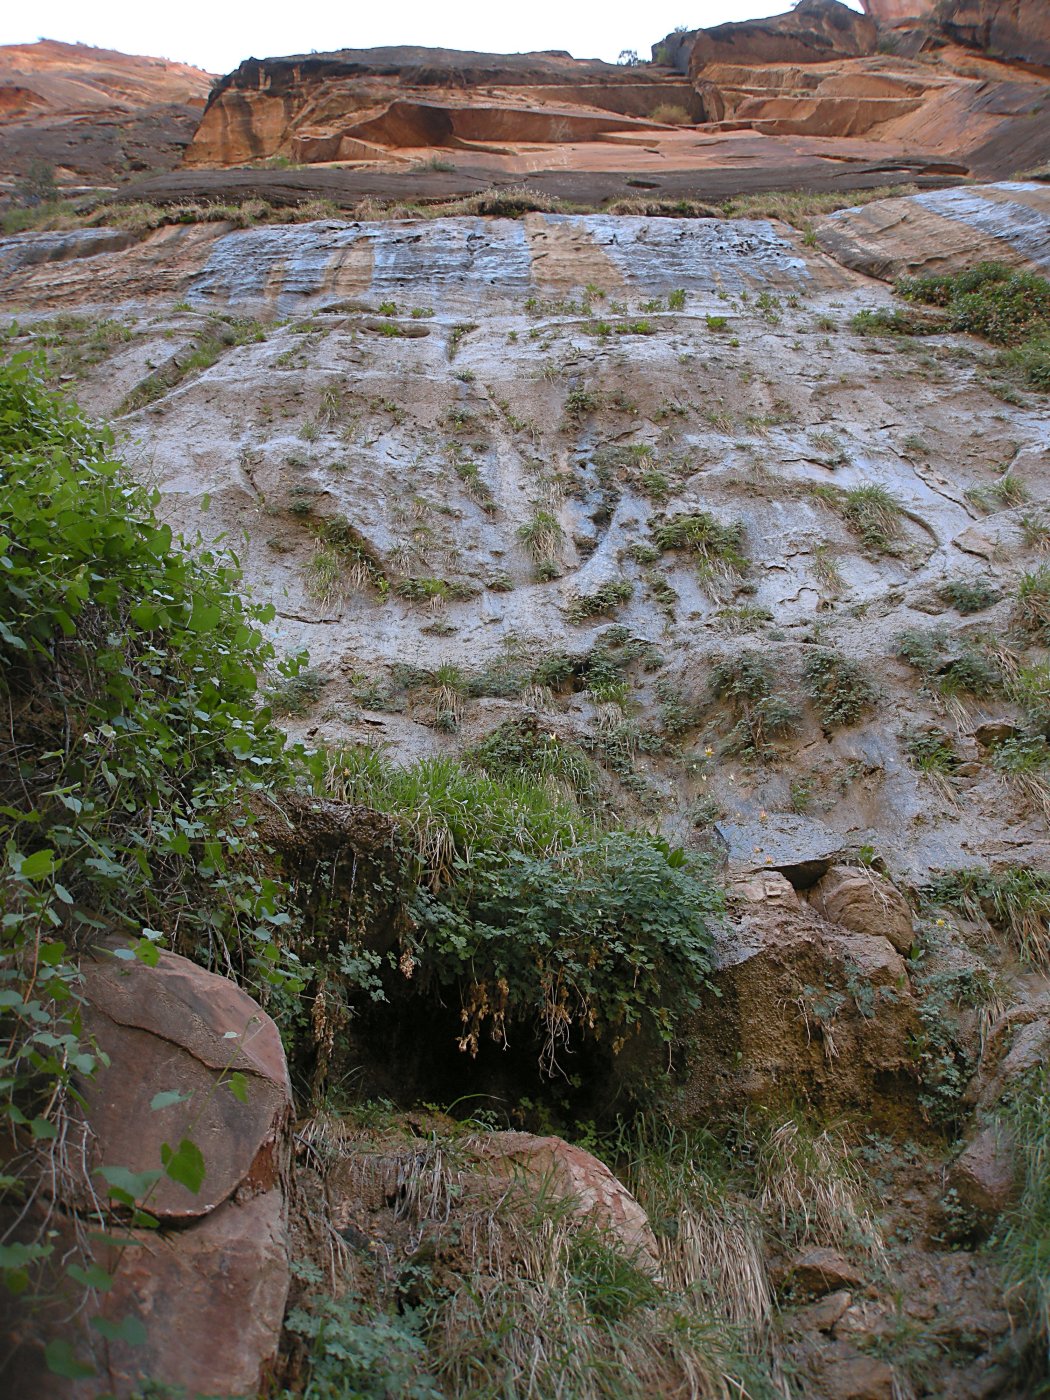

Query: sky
left=1, top=0, right=864, bottom=76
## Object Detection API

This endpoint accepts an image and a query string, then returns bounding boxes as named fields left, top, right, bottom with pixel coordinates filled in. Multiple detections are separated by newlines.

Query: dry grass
left=755, top=1118, right=886, bottom=1265
left=289, top=1114, right=782, bottom=1400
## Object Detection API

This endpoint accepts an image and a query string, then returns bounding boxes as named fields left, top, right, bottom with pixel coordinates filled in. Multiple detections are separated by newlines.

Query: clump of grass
left=652, top=512, right=748, bottom=593
left=902, top=727, right=959, bottom=775
left=1014, top=565, right=1050, bottom=643
left=755, top=1116, right=885, bottom=1262
left=711, top=651, right=800, bottom=761
left=565, top=579, right=633, bottom=625
left=809, top=482, right=904, bottom=555
left=966, top=475, right=1030, bottom=513
left=999, top=1066, right=1050, bottom=1373
left=468, top=715, right=598, bottom=799
left=719, top=184, right=917, bottom=228
left=1020, top=511, right=1050, bottom=553
left=839, top=484, right=904, bottom=554
left=714, top=604, right=772, bottom=635
left=925, top=867, right=1050, bottom=968
left=801, top=650, right=877, bottom=731
left=518, top=510, right=563, bottom=569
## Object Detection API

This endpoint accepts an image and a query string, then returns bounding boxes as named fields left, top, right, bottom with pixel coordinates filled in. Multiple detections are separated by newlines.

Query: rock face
left=1, top=948, right=293, bottom=1399
left=686, top=0, right=879, bottom=72
left=186, top=46, right=701, bottom=168
left=816, top=181, right=1050, bottom=278
left=684, top=900, right=918, bottom=1119
left=807, top=864, right=915, bottom=954
left=861, top=0, right=938, bottom=21
left=939, top=0, right=1050, bottom=67
left=0, top=39, right=213, bottom=185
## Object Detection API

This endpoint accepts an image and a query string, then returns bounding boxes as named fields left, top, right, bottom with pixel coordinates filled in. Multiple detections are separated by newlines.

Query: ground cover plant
left=897, top=263, right=1050, bottom=391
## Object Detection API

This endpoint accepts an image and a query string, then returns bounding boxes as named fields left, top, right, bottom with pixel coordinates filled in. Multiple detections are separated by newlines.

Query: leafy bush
left=285, top=1293, right=440, bottom=1399
left=896, top=263, right=1050, bottom=392
left=324, top=748, right=721, bottom=1066
left=411, top=832, right=719, bottom=1063
left=0, top=356, right=301, bottom=1301
left=895, top=627, right=1002, bottom=699
left=897, top=262, right=1050, bottom=346
left=802, top=650, right=877, bottom=730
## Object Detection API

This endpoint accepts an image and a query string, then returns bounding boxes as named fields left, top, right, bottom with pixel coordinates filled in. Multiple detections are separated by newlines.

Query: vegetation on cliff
left=0, top=357, right=722, bottom=1307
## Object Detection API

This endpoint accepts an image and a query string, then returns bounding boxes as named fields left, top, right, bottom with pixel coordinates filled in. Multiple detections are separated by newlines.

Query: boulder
left=681, top=902, right=918, bottom=1122
left=784, top=1247, right=866, bottom=1297
left=1, top=948, right=293, bottom=1399
left=688, top=0, right=878, bottom=74
left=949, top=1126, right=1018, bottom=1218
left=797, top=1288, right=854, bottom=1332
left=471, top=1131, right=661, bottom=1270
left=808, top=864, right=915, bottom=954
left=820, top=1354, right=895, bottom=1400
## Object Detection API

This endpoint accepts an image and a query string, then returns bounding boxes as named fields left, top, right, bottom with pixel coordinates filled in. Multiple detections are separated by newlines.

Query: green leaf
left=160, top=1137, right=205, bottom=1194
left=45, top=1339, right=96, bottom=1379
left=91, top=1313, right=148, bottom=1346
left=95, top=1164, right=162, bottom=1201
left=67, top=1262, right=113, bottom=1292
left=226, top=1071, right=249, bottom=1104
left=150, top=1090, right=190, bottom=1112
left=17, top=848, right=55, bottom=880
left=30, top=1116, right=57, bottom=1140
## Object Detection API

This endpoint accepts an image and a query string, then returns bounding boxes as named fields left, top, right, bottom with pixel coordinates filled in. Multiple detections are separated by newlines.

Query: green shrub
left=851, top=308, right=940, bottom=337
left=285, top=1292, right=439, bottom=1399
left=896, top=263, right=1050, bottom=393
left=324, top=748, right=721, bottom=1063
left=895, top=628, right=1002, bottom=699
left=897, top=262, right=1050, bottom=346
left=263, top=661, right=328, bottom=717
left=0, top=356, right=301, bottom=1306
left=802, top=650, right=877, bottom=730
left=711, top=652, right=800, bottom=760
left=565, top=579, right=633, bottom=624
left=940, top=578, right=1000, bottom=614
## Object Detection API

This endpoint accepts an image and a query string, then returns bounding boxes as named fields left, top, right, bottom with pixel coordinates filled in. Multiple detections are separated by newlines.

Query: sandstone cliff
left=0, top=39, right=214, bottom=187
